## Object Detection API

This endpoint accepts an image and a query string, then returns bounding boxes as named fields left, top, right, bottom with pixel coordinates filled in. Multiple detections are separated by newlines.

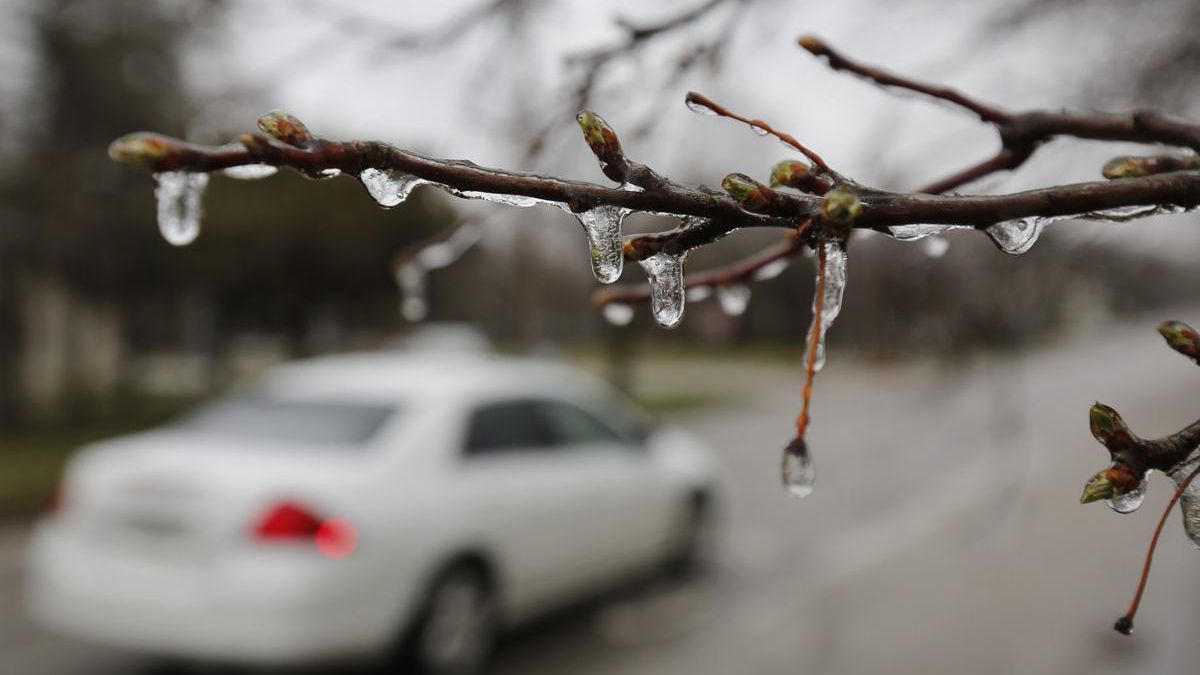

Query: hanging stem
left=1115, top=461, right=1200, bottom=635
left=796, top=242, right=827, bottom=439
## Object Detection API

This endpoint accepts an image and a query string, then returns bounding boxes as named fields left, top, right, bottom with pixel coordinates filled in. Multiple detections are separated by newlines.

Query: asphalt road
left=5, top=314, right=1200, bottom=675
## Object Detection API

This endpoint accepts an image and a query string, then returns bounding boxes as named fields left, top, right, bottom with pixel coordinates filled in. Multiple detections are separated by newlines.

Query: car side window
left=539, top=400, right=626, bottom=448
left=463, top=400, right=554, bottom=456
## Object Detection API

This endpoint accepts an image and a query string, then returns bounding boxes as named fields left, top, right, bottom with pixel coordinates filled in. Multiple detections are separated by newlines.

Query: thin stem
left=1115, top=461, right=1200, bottom=635
left=796, top=242, right=826, bottom=439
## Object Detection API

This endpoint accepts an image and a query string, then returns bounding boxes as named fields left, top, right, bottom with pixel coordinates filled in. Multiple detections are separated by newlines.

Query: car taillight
left=253, top=501, right=357, bottom=559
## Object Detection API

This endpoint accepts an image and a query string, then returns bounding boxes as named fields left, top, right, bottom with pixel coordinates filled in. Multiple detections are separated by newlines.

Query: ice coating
left=986, top=217, right=1044, bottom=254
left=359, top=168, right=425, bottom=208
left=575, top=205, right=629, bottom=284
left=803, top=240, right=848, bottom=372
left=222, top=164, right=278, bottom=180
left=781, top=440, right=815, bottom=498
left=1106, top=480, right=1147, bottom=514
left=154, top=171, right=209, bottom=246
left=638, top=251, right=688, bottom=328
left=1169, top=458, right=1200, bottom=547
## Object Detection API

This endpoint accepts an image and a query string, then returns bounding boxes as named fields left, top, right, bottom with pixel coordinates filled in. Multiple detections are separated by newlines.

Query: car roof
left=259, top=350, right=606, bottom=404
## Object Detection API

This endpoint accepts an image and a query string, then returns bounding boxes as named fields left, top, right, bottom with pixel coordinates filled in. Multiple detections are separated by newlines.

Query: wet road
left=5, top=315, right=1200, bottom=674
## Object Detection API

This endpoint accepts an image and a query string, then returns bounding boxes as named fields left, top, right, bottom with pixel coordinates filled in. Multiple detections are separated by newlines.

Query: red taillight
left=254, top=502, right=323, bottom=540
left=253, top=502, right=358, bottom=559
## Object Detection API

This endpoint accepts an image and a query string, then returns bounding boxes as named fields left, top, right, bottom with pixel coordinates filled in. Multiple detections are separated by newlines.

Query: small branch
left=797, top=35, right=1011, bottom=125
left=685, top=91, right=840, bottom=177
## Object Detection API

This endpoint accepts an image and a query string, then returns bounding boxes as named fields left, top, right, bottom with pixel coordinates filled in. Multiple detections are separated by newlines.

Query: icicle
left=154, top=171, right=209, bottom=246
left=1106, top=480, right=1147, bottom=514
left=781, top=438, right=815, bottom=498
left=638, top=251, right=688, bottom=328
left=686, top=286, right=712, bottom=302
left=1168, top=459, right=1200, bottom=547
left=317, top=168, right=341, bottom=179
left=753, top=258, right=789, bottom=281
left=602, top=303, right=634, bottom=326
left=359, top=168, right=424, bottom=208
left=922, top=236, right=950, bottom=258
left=395, top=264, right=428, bottom=322
left=803, top=240, right=848, bottom=372
left=986, top=217, right=1045, bottom=254
left=222, top=164, right=278, bottom=180
left=575, top=205, right=629, bottom=284
left=716, top=284, right=751, bottom=316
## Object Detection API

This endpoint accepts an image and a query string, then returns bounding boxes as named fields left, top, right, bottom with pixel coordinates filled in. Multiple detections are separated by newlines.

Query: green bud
left=107, top=132, right=175, bottom=168
left=722, top=173, right=776, bottom=212
left=1080, top=469, right=1116, bottom=504
left=821, top=185, right=862, bottom=224
left=1102, top=156, right=1147, bottom=180
left=1081, top=465, right=1141, bottom=504
left=1158, top=320, right=1200, bottom=363
left=576, top=111, right=618, bottom=154
left=1089, top=402, right=1128, bottom=446
left=256, top=110, right=312, bottom=147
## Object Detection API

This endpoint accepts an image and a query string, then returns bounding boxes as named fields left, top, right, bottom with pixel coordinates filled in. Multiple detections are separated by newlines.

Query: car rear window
left=177, top=397, right=395, bottom=446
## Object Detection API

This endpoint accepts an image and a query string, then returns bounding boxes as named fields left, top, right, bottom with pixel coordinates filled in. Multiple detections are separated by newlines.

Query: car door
left=456, top=398, right=601, bottom=614
left=536, top=398, right=673, bottom=578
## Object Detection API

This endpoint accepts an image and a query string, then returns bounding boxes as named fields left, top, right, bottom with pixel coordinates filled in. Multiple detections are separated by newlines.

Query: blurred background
left=3, top=0, right=1200, bottom=673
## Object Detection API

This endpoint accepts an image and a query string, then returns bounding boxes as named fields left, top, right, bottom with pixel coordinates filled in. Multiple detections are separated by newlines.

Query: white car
left=25, top=350, right=717, bottom=674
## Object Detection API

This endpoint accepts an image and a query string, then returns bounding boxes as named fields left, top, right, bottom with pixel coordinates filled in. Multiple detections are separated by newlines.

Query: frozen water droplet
left=395, top=264, right=427, bottom=322
left=575, top=205, right=629, bottom=284
left=749, top=123, right=769, bottom=136
left=317, top=168, right=341, bottom=178
left=986, top=217, right=1044, bottom=254
left=360, top=168, right=423, bottom=208
left=685, top=98, right=719, bottom=116
left=716, top=284, right=751, bottom=316
left=458, top=192, right=542, bottom=207
left=222, top=164, right=278, bottom=180
left=638, top=251, right=688, bottom=328
left=803, top=240, right=848, bottom=372
left=685, top=286, right=712, bottom=302
left=1106, top=481, right=1147, bottom=514
left=921, top=236, right=950, bottom=258
left=781, top=438, right=814, bottom=498
left=154, top=171, right=208, bottom=246
left=753, top=258, right=789, bottom=281
left=602, top=303, right=634, bottom=326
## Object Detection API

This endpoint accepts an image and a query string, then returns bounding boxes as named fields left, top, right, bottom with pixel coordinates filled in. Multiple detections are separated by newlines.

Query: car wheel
left=405, top=563, right=497, bottom=675
left=666, top=492, right=717, bottom=576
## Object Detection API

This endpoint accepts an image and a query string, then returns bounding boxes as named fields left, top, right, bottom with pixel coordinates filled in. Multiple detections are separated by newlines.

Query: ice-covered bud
left=576, top=111, right=622, bottom=160
left=1158, top=320, right=1200, bottom=364
left=797, top=35, right=830, bottom=56
left=722, top=173, right=777, bottom=213
left=1089, top=402, right=1129, bottom=448
left=1102, top=156, right=1148, bottom=179
left=576, top=110, right=626, bottom=181
left=769, top=160, right=831, bottom=194
left=1080, top=465, right=1141, bottom=504
left=256, top=110, right=313, bottom=147
left=821, top=185, right=862, bottom=225
left=107, top=132, right=176, bottom=168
